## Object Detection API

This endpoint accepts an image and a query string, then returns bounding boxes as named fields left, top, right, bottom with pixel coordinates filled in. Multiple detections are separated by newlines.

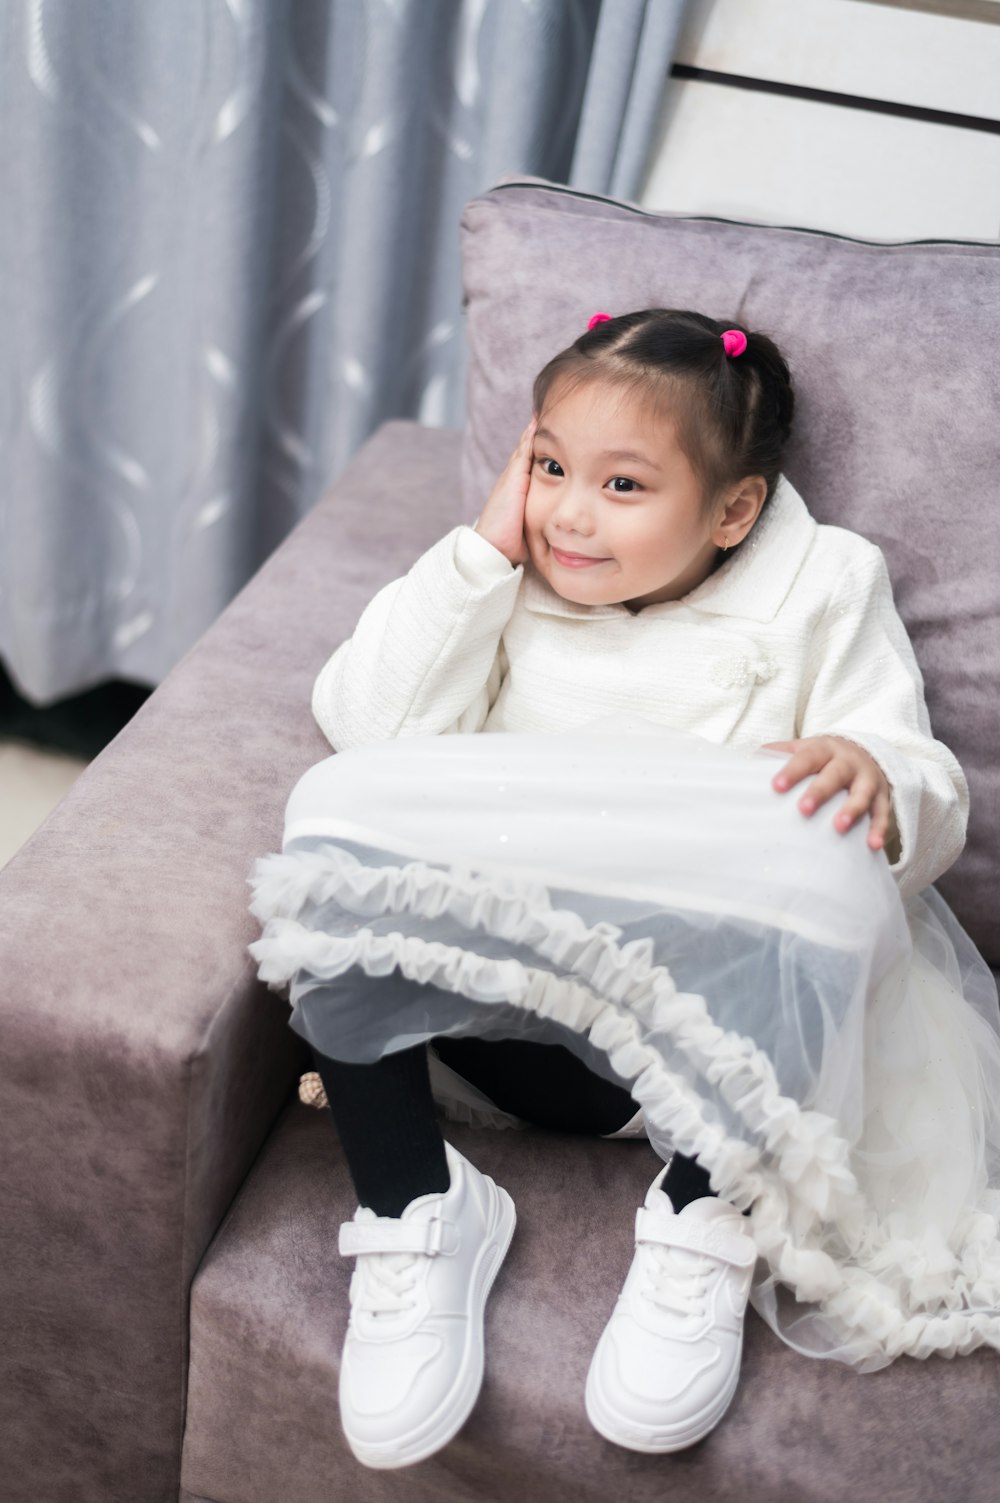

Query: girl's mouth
left=550, top=547, right=610, bottom=569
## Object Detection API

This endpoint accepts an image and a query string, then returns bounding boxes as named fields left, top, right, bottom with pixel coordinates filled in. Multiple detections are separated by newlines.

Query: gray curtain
left=0, top=0, right=689, bottom=703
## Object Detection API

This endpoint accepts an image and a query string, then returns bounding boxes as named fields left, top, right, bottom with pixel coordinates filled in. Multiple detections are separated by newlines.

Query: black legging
left=311, top=1035, right=715, bottom=1218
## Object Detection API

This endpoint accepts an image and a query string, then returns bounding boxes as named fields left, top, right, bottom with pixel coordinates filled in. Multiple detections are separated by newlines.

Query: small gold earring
left=720, top=537, right=729, bottom=552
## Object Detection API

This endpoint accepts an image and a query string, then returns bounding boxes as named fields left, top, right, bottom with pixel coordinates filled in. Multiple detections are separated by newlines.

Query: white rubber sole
left=342, top=1182, right=517, bottom=1470
left=584, top=1331, right=744, bottom=1454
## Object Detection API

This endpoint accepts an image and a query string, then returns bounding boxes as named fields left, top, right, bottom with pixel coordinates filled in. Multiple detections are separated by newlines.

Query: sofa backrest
left=459, top=178, right=999, bottom=962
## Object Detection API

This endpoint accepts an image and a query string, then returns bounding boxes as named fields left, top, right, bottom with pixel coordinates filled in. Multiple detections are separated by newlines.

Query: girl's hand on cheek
left=474, top=418, right=537, bottom=566
left=764, top=735, right=893, bottom=852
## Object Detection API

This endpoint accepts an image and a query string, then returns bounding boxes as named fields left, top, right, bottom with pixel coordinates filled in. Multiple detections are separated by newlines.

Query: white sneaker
left=337, top=1140, right=516, bottom=1469
left=585, top=1164, right=757, bottom=1453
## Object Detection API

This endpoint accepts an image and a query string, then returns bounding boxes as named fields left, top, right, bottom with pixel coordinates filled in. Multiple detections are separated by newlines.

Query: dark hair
left=532, top=309, right=794, bottom=512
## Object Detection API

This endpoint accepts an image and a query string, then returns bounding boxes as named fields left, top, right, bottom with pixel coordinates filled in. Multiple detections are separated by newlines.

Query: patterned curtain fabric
left=0, top=0, right=688, bottom=703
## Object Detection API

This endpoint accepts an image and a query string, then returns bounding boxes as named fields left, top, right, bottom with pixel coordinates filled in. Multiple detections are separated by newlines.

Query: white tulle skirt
left=246, top=724, right=1000, bottom=1372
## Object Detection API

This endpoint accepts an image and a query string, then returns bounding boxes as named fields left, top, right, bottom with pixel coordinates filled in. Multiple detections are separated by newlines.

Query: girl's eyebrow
left=534, top=427, right=662, bottom=473
left=600, top=448, right=662, bottom=472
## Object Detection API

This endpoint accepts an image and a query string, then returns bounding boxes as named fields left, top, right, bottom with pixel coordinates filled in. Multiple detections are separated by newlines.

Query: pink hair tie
left=721, top=328, right=747, bottom=357
left=588, top=312, right=612, bottom=330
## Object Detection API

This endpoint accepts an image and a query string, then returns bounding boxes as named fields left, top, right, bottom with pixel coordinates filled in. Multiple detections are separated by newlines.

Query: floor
left=0, top=664, right=151, bottom=869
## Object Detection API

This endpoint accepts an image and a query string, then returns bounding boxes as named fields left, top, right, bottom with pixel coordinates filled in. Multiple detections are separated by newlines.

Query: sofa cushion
left=182, top=1099, right=1000, bottom=1503
left=459, top=179, right=1000, bottom=962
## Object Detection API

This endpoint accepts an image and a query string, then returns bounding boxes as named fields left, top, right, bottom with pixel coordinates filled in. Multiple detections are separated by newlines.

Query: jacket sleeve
left=311, top=525, right=522, bottom=749
left=795, top=541, right=968, bottom=899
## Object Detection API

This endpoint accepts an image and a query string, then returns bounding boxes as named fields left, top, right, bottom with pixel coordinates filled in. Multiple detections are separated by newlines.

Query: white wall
left=641, top=0, right=1000, bottom=240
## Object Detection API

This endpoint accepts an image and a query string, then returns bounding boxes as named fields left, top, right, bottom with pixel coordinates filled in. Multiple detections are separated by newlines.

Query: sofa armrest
left=0, top=420, right=463, bottom=1503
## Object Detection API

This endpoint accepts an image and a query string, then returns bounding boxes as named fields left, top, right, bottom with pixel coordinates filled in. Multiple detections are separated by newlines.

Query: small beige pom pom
left=298, top=1071, right=329, bottom=1109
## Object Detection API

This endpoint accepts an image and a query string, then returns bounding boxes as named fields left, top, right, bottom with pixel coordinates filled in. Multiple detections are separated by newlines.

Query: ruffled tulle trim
left=247, top=843, right=1000, bottom=1369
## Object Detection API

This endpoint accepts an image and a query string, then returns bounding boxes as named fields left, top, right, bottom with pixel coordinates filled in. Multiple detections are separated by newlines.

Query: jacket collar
left=520, top=473, right=817, bottom=625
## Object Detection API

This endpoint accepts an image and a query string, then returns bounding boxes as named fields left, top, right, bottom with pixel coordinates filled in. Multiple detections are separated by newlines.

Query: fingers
left=866, top=786, right=892, bottom=850
left=500, top=418, right=538, bottom=497
left=770, top=741, right=828, bottom=796
left=519, top=415, right=538, bottom=481
left=497, top=419, right=535, bottom=471
left=800, top=762, right=873, bottom=821
left=828, top=766, right=882, bottom=831
left=477, top=420, right=536, bottom=564
left=516, top=416, right=537, bottom=462
left=769, top=736, right=892, bottom=849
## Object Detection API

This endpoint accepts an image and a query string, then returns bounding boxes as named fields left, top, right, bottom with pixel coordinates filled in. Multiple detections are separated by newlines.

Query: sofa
left=2, top=180, right=998, bottom=1503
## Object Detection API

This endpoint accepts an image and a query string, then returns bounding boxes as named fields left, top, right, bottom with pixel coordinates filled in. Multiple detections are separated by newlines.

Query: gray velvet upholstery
left=4, top=184, right=999, bottom=1502
left=461, top=179, right=1000, bottom=960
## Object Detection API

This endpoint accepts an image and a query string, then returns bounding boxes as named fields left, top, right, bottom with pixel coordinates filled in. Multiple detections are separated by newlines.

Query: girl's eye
left=537, top=457, right=564, bottom=477
left=608, top=476, right=639, bottom=494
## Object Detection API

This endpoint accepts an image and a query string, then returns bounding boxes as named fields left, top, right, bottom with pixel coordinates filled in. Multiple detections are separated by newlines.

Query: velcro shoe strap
left=635, top=1208, right=757, bottom=1270
left=339, top=1216, right=458, bottom=1259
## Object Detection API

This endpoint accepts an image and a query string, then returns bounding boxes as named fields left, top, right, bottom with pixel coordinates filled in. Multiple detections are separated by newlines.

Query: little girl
left=248, top=309, right=1000, bottom=1470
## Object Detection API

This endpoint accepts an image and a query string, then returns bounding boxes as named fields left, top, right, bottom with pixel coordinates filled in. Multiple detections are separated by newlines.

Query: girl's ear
left=715, top=475, right=767, bottom=550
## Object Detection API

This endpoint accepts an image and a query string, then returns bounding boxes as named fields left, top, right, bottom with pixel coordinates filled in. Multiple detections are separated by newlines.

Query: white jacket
left=312, top=475, right=967, bottom=900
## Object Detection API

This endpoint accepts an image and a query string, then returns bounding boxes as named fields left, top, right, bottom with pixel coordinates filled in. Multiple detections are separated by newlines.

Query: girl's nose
left=552, top=484, right=594, bottom=534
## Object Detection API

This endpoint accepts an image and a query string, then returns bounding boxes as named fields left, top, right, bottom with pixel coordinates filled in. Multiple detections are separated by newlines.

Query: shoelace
left=354, top=1250, right=425, bottom=1317
left=642, top=1244, right=715, bottom=1317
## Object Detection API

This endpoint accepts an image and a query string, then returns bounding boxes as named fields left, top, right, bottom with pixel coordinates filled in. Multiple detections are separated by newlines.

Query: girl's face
left=525, top=379, right=728, bottom=610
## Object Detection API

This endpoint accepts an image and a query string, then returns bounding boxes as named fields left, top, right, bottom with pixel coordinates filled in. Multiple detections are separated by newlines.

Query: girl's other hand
left=474, top=418, right=537, bottom=566
left=764, top=735, right=892, bottom=851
